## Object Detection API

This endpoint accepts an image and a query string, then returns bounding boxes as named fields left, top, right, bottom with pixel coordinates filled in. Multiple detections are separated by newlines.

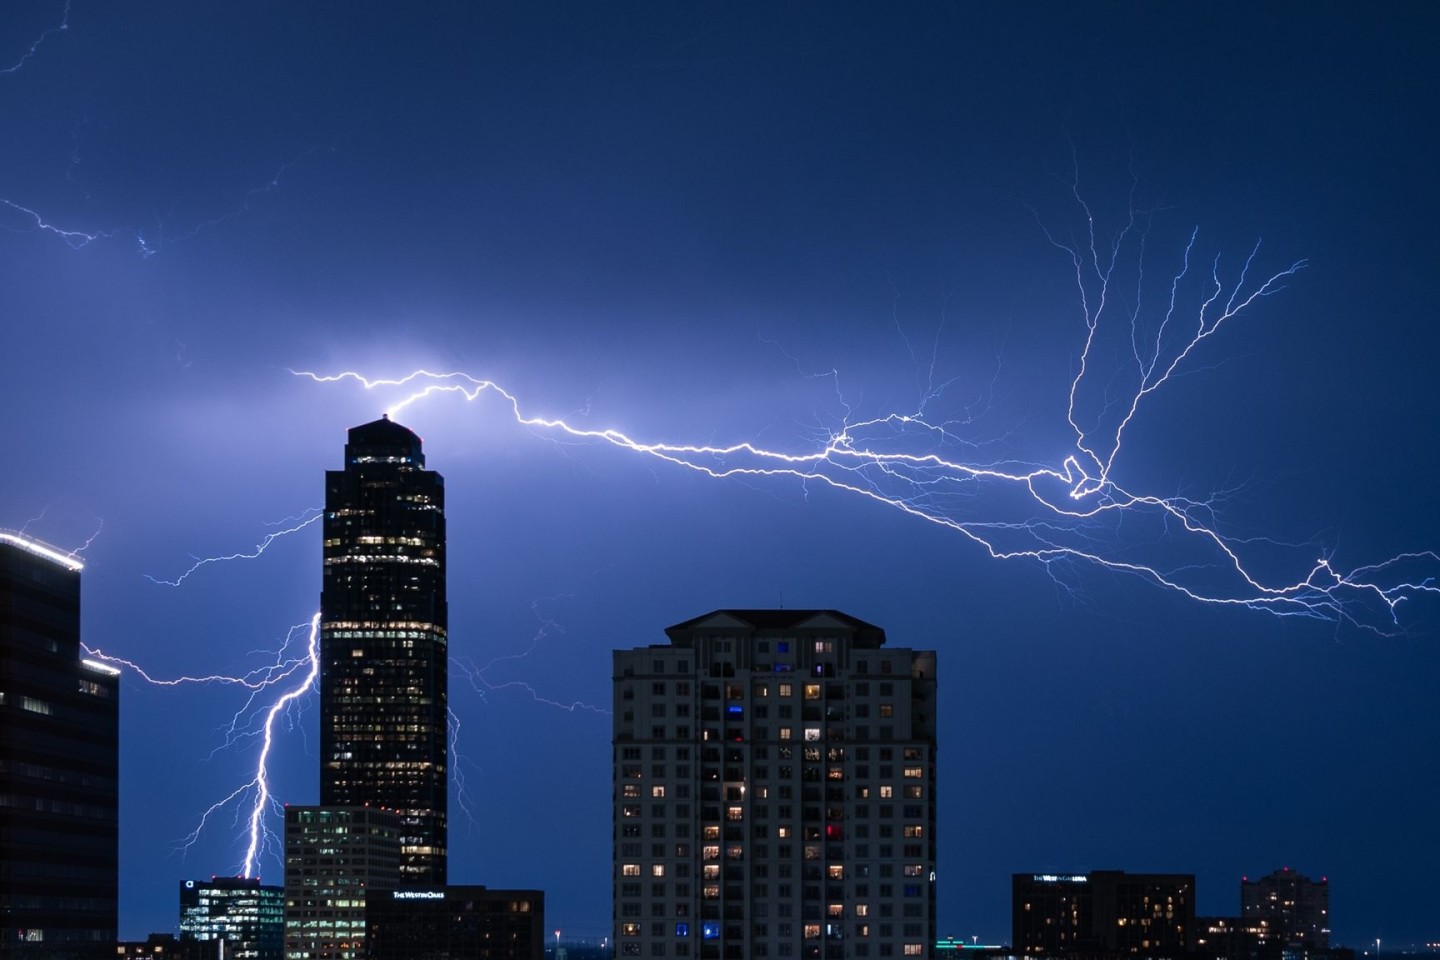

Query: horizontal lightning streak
left=292, top=225, right=1436, bottom=633
left=146, top=512, right=322, bottom=586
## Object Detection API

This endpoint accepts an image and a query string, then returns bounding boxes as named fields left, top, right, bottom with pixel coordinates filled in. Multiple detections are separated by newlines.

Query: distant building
left=282, top=805, right=401, bottom=960
left=1240, top=869, right=1329, bottom=951
left=178, top=877, right=283, bottom=960
left=115, top=933, right=217, bottom=960
left=612, top=609, right=939, bottom=960
left=1012, top=871, right=1195, bottom=958
left=1194, top=916, right=1276, bottom=960
left=365, top=886, right=543, bottom=960
left=0, top=531, right=119, bottom=959
left=320, top=416, right=449, bottom=884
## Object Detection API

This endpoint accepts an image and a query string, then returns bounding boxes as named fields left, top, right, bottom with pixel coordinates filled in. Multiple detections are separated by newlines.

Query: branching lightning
left=1, top=153, right=314, bottom=258
left=84, top=614, right=321, bottom=879
left=146, top=510, right=322, bottom=586
left=452, top=601, right=610, bottom=715
left=295, top=214, right=1439, bottom=633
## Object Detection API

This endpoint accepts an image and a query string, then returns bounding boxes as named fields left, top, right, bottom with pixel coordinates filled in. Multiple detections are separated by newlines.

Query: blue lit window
left=726, top=704, right=743, bottom=715
left=703, top=923, right=721, bottom=940
left=777, top=642, right=790, bottom=654
left=676, top=923, right=690, bottom=938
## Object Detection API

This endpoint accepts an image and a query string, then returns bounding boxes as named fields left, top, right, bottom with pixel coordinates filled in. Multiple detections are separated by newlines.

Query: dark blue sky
left=3, top=1, right=1438, bottom=946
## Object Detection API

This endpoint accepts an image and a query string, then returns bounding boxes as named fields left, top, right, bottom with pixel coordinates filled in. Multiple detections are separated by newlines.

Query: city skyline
left=3, top=1, right=1438, bottom=948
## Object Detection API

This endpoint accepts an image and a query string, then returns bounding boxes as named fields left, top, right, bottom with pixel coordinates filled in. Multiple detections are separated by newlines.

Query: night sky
left=3, top=1, right=1438, bottom=947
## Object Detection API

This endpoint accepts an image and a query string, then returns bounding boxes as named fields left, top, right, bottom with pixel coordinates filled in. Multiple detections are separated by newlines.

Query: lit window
left=904, top=945, right=924, bottom=956
left=903, top=767, right=923, bottom=779
left=804, top=684, right=821, bottom=700
left=623, top=864, right=640, bottom=876
left=653, top=865, right=666, bottom=877
left=880, top=786, right=893, bottom=798
left=804, top=728, right=820, bottom=741
left=779, top=727, right=792, bottom=740
left=779, top=684, right=793, bottom=697
left=652, top=786, right=666, bottom=798
left=623, top=785, right=640, bottom=798
left=856, top=905, right=869, bottom=917
left=622, top=924, right=640, bottom=936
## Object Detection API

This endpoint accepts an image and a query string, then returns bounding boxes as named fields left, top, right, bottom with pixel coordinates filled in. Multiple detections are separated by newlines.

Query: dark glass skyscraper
left=0, top=532, right=119, bottom=959
left=319, top=416, right=448, bottom=883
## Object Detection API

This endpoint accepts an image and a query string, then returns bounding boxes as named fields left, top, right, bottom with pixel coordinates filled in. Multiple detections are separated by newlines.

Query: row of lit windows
left=628, top=649, right=901, bottom=672
left=619, top=745, right=920, bottom=764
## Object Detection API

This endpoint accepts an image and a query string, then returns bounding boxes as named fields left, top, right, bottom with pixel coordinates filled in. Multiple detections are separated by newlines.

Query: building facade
left=115, top=934, right=218, bottom=960
left=612, top=610, right=938, bottom=960
left=1240, top=869, right=1329, bottom=951
left=365, top=886, right=543, bottom=960
left=319, top=416, right=448, bottom=884
left=178, top=878, right=284, bottom=960
left=1012, top=871, right=1195, bottom=958
left=0, top=532, right=119, bottom=960
left=282, top=805, right=401, bottom=960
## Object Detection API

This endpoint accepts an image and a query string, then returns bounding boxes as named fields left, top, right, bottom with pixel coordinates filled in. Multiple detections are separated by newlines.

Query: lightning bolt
left=2, top=152, right=314, bottom=258
left=145, top=510, right=322, bottom=586
left=1, top=1, right=68, bottom=76
left=0, top=198, right=109, bottom=248
left=293, top=221, right=1438, bottom=632
left=84, top=614, right=321, bottom=879
left=452, top=601, right=609, bottom=715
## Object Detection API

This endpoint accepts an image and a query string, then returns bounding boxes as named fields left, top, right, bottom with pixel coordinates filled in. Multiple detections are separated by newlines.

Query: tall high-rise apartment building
left=179, top=877, right=284, bottom=960
left=612, top=610, right=938, bottom=960
left=319, top=416, right=448, bottom=884
left=0, top=531, right=119, bottom=959
left=1240, top=868, right=1329, bottom=950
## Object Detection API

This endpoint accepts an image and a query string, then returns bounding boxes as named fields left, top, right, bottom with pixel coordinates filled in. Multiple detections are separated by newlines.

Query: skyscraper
left=319, top=416, right=448, bottom=884
left=612, top=610, right=938, bottom=960
left=0, top=531, right=119, bottom=959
